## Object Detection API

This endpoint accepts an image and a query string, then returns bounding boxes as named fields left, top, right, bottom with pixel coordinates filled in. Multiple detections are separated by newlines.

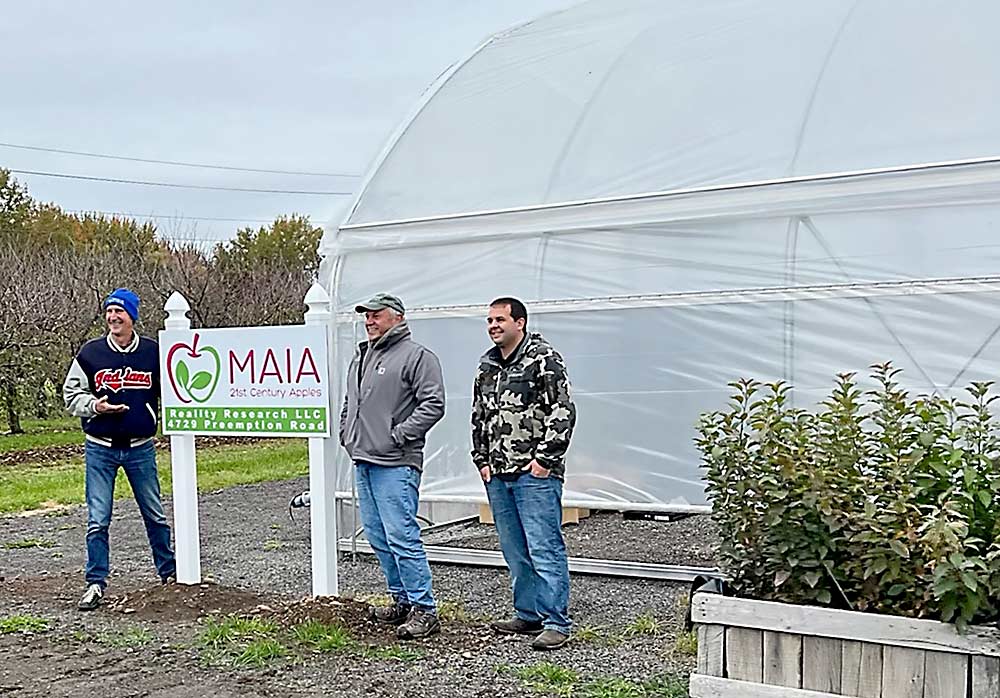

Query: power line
left=0, top=141, right=360, bottom=178
left=66, top=209, right=281, bottom=224
left=9, top=168, right=354, bottom=195
left=157, top=235, right=235, bottom=243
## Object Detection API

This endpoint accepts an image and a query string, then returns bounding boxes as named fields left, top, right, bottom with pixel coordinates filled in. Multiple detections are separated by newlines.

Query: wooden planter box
left=690, top=593, right=1000, bottom=698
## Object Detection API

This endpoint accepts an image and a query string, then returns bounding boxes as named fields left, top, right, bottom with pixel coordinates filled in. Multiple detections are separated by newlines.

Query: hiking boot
left=490, top=617, right=543, bottom=635
left=371, top=601, right=411, bottom=625
left=78, top=583, right=104, bottom=611
left=531, top=629, right=571, bottom=651
left=396, top=608, right=440, bottom=640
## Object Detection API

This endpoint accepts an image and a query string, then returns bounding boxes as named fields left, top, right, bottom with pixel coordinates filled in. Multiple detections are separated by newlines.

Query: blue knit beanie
left=103, top=288, right=140, bottom=323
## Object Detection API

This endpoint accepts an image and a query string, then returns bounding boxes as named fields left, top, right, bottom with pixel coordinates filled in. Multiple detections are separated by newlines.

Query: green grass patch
left=512, top=662, right=688, bottom=698
left=234, top=638, right=289, bottom=667
left=574, top=623, right=615, bottom=645
left=198, top=615, right=278, bottom=648
left=197, top=615, right=286, bottom=667
left=292, top=619, right=422, bottom=662
left=0, top=417, right=79, bottom=452
left=98, top=626, right=154, bottom=648
left=580, top=677, right=646, bottom=698
left=197, top=614, right=425, bottom=668
left=293, top=620, right=355, bottom=652
left=0, top=440, right=307, bottom=514
left=516, top=662, right=579, bottom=697
left=579, top=675, right=689, bottom=698
left=623, top=613, right=662, bottom=637
left=674, top=629, right=698, bottom=656
left=3, top=537, right=56, bottom=549
left=0, top=615, right=51, bottom=634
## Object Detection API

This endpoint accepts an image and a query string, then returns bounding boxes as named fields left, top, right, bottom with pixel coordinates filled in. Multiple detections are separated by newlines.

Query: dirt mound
left=106, top=581, right=277, bottom=622
left=267, top=595, right=371, bottom=627
left=6, top=571, right=80, bottom=598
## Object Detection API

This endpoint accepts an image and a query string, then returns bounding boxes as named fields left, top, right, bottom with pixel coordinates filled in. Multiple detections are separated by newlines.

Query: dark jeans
left=355, top=461, right=436, bottom=612
left=84, top=440, right=175, bottom=587
left=485, top=474, right=571, bottom=634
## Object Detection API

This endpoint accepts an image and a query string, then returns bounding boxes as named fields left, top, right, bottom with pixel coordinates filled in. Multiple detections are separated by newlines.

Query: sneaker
left=371, top=601, right=411, bottom=625
left=490, top=617, right=543, bottom=635
left=78, top=584, right=104, bottom=611
left=161, top=574, right=176, bottom=585
left=396, top=608, right=441, bottom=640
left=531, top=629, right=571, bottom=651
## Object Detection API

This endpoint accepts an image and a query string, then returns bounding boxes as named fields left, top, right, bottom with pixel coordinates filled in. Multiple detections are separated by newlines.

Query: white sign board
left=159, top=325, right=330, bottom=437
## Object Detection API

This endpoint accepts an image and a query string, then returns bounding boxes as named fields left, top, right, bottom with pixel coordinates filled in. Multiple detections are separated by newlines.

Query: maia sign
left=159, top=325, right=330, bottom=437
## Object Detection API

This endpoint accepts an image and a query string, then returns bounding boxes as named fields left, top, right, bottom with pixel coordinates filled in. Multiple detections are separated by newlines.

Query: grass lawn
left=0, top=416, right=81, bottom=453
left=0, top=439, right=308, bottom=515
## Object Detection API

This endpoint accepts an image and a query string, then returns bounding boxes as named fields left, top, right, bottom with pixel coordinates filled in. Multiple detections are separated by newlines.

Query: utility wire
left=66, top=209, right=282, bottom=224
left=9, top=168, right=354, bottom=195
left=0, top=141, right=360, bottom=178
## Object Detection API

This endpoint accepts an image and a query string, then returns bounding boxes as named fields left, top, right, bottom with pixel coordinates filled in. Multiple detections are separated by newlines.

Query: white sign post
left=163, top=292, right=201, bottom=584
left=160, top=284, right=338, bottom=594
left=304, top=285, right=338, bottom=596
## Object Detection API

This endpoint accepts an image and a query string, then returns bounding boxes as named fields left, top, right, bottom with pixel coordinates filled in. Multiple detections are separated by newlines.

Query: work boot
left=78, top=583, right=104, bottom=611
left=490, top=617, right=543, bottom=635
left=371, top=601, right=411, bottom=625
left=396, top=608, right=441, bottom=640
left=531, top=629, right=571, bottom=651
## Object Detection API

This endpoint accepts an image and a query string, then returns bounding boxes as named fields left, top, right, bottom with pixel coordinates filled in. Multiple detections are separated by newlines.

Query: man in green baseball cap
left=340, top=292, right=445, bottom=640
left=354, top=292, right=405, bottom=315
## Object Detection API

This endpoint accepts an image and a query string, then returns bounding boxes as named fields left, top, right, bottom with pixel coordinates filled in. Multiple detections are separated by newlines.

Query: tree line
left=0, top=169, right=324, bottom=433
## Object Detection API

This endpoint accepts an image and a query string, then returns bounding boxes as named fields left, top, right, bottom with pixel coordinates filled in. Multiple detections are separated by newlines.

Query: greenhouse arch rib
left=329, top=156, right=1000, bottom=255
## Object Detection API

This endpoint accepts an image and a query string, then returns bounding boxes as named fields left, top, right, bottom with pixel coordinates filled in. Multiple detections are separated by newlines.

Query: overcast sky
left=1, top=1, right=572, bottom=244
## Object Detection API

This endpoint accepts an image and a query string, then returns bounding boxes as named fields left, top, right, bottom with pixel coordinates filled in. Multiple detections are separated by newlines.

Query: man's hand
left=529, top=459, right=550, bottom=478
left=94, top=396, right=128, bottom=414
left=479, top=466, right=491, bottom=483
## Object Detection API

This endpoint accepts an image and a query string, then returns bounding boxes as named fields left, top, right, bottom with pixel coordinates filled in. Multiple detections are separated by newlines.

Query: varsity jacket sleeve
left=391, top=348, right=445, bottom=444
left=63, top=358, right=97, bottom=418
left=533, top=350, right=577, bottom=470
left=470, top=373, right=488, bottom=470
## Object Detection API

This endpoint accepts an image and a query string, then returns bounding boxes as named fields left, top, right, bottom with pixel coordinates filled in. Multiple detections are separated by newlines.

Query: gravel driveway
left=1, top=476, right=718, bottom=697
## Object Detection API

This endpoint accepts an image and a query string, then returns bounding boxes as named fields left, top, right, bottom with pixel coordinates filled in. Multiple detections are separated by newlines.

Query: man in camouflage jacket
left=472, top=297, right=576, bottom=651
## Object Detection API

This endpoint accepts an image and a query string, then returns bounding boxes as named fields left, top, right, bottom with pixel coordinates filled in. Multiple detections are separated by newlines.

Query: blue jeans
left=485, top=474, right=571, bottom=634
left=355, top=462, right=436, bottom=612
left=84, top=440, right=175, bottom=588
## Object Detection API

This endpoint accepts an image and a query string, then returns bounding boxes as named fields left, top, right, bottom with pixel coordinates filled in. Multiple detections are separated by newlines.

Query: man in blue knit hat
left=63, top=288, right=175, bottom=610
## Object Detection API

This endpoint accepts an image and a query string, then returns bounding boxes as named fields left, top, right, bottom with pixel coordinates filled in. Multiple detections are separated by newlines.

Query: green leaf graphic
left=177, top=360, right=190, bottom=389
left=190, top=371, right=213, bottom=390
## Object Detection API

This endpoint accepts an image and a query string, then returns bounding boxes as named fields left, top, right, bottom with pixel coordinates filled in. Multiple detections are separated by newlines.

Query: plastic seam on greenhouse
left=322, top=158, right=1000, bottom=260
left=336, top=156, right=1000, bottom=233
left=330, top=276, right=1000, bottom=321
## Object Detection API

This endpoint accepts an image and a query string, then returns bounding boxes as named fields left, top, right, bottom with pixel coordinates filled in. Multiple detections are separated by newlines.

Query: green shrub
left=696, top=363, right=1000, bottom=627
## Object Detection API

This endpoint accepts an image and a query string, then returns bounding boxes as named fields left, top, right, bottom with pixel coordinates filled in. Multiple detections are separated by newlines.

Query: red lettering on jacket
left=94, top=368, right=153, bottom=393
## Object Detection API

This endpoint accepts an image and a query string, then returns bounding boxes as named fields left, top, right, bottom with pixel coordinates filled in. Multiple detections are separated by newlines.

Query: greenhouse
left=319, top=0, right=1000, bottom=511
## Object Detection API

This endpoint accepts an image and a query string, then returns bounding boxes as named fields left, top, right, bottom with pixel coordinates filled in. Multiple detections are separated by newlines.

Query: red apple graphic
left=166, top=333, right=221, bottom=404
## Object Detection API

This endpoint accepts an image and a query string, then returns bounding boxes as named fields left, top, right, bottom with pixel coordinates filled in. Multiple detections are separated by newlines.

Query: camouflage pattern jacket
left=471, top=332, right=576, bottom=479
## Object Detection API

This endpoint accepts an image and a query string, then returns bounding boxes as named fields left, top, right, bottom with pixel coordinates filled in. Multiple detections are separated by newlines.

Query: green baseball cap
left=355, top=292, right=405, bottom=315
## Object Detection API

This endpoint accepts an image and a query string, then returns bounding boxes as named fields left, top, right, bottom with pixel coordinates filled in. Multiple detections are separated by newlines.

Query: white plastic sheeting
left=341, top=0, right=1000, bottom=225
left=319, top=0, right=1000, bottom=510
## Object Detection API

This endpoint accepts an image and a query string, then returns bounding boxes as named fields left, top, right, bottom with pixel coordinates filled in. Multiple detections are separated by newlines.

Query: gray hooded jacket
left=339, top=322, right=445, bottom=470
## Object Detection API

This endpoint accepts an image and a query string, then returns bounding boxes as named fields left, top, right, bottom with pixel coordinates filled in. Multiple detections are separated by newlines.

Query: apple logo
left=166, top=333, right=221, bottom=404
